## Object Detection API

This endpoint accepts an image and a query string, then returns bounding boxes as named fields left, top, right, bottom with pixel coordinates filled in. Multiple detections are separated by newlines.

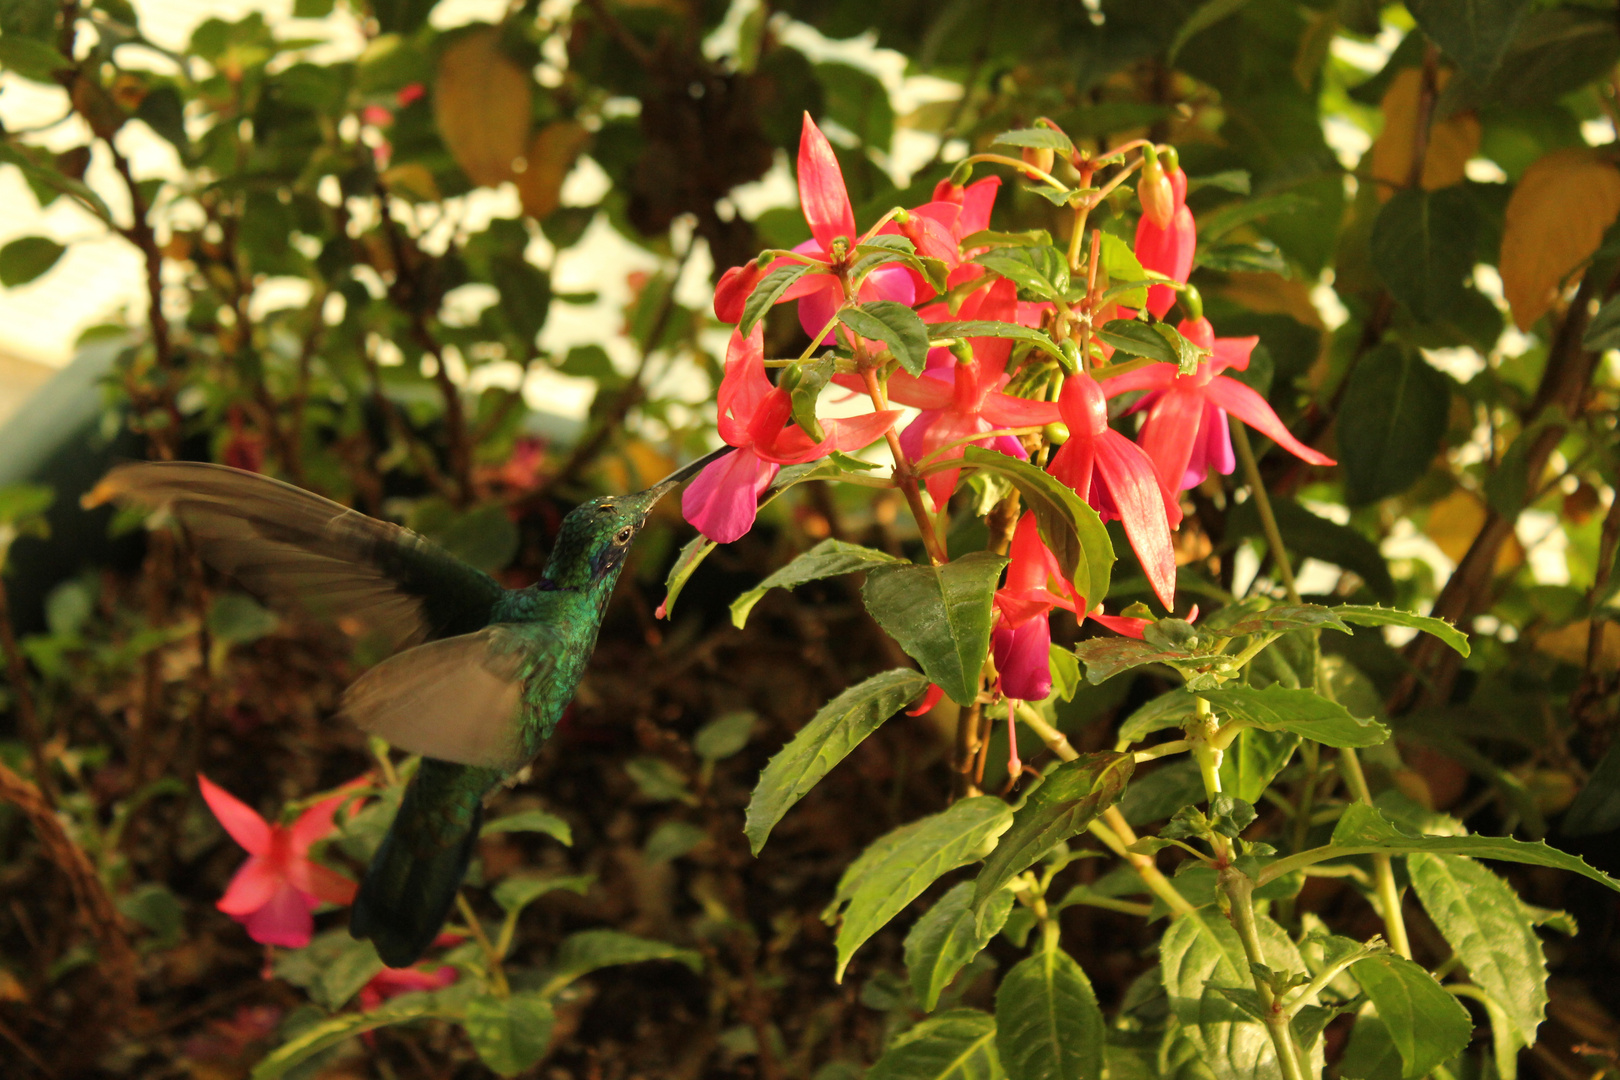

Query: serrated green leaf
left=732, top=538, right=901, bottom=627
left=841, top=300, right=932, bottom=374
left=745, top=669, right=931, bottom=854
left=1409, top=852, right=1547, bottom=1045
left=741, top=261, right=814, bottom=334
left=542, top=930, right=701, bottom=995
left=464, top=991, right=555, bottom=1076
left=1333, top=605, right=1469, bottom=656
left=992, top=127, right=1074, bottom=153
left=1096, top=233, right=1148, bottom=309
left=927, top=319, right=1065, bottom=361
left=868, top=1009, right=1005, bottom=1080
left=906, top=882, right=1015, bottom=1011
left=1339, top=1005, right=1405, bottom=1080
left=1095, top=319, right=1179, bottom=364
left=995, top=938, right=1104, bottom=1080
left=960, top=447, right=1114, bottom=609
left=1349, top=953, right=1473, bottom=1078
left=972, top=247, right=1068, bottom=301
left=1219, top=728, right=1301, bottom=803
left=1071, top=637, right=1201, bottom=684
left=1204, top=685, right=1390, bottom=748
left=1202, top=602, right=1351, bottom=638
left=862, top=552, right=1007, bottom=706
left=829, top=798, right=1013, bottom=981
left=1118, top=692, right=1200, bottom=743
left=973, top=753, right=1134, bottom=914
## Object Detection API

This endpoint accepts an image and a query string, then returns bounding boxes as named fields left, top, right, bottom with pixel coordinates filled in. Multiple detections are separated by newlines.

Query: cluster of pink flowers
left=688, top=115, right=1335, bottom=703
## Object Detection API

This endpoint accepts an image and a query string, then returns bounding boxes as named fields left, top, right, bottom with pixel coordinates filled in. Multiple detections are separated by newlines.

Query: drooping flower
left=1104, top=317, right=1335, bottom=492
left=992, top=514, right=1150, bottom=701
left=358, top=964, right=458, bottom=1011
left=198, top=774, right=359, bottom=949
left=848, top=278, right=1059, bottom=509
left=885, top=175, right=1004, bottom=296
left=1133, top=164, right=1196, bottom=319
left=1047, top=372, right=1180, bottom=611
left=683, top=324, right=899, bottom=543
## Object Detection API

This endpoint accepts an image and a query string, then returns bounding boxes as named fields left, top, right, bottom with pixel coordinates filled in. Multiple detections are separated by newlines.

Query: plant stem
left=1222, top=869, right=1312, bottom=1080
left=456, top=892, right=510, bottom=997
left=863, top=369, right=948, bottom=564
left=1230, top=420, right=1299, bottom=604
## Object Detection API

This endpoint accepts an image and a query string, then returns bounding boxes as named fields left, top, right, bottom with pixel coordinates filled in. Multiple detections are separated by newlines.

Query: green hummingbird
left=89, top=446, right=731, bottom=966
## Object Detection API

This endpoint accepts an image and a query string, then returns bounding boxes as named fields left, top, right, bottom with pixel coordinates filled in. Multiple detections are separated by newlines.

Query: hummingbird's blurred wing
left=339, top=625, right=554, bottom=770
left=86, top=461, right=505, bottom=651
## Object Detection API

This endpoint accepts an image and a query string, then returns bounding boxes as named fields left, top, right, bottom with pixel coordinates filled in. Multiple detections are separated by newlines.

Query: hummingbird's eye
left=615, top=527, right=633, bottom=545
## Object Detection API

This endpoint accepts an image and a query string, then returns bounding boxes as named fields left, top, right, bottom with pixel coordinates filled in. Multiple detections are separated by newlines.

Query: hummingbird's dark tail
left=351, top=759, right=489, bottom=968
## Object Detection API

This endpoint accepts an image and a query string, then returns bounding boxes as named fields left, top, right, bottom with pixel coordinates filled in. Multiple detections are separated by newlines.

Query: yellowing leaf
left=1536, top=621, right=1620, bottom=672
left=516, top=121, right=589, bottom=221
left=1424, top=488, right=1522, bottom=574
left=1368, top=68, right=1480, bottom=197
left=434, top=28, right=532, bottom=188
left=1501, top=147, right=1620, bottom=330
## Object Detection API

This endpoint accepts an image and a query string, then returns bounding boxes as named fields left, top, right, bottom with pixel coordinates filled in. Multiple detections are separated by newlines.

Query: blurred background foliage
left=2, top=0, right=1620, bottom=1076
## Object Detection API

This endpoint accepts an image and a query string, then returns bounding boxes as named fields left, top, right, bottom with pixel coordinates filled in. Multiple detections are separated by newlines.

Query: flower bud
left=1138, top=147, right=1174, bottom=230
left=713, top=257, right=769, bottom=324
left=1021, top=145, right=1055, bottom=180
left=1043, top=422, right=1070, bottom=446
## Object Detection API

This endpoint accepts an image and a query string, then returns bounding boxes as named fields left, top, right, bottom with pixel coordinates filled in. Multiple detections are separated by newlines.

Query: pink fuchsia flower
left=855, top=279, right=1060, bottom=509
left=1104, top=317, right=1336, bottom=492
left=358, top=964, right=458, bottom=1011
left=1133, top=164, right=1195, bottom=319
left=992, top=513, right=1151, bottom=701
left=198, top=774, right=359, bottom=949
left=683, top=324, right=899, bottom=543
left=883, top=175, right=1004, bottom=297
left=1047, top=373, right=1181, bottom=611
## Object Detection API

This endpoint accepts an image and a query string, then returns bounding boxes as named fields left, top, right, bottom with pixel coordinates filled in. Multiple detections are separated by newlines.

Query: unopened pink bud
left=1138, top=148, right=1174, bottom=230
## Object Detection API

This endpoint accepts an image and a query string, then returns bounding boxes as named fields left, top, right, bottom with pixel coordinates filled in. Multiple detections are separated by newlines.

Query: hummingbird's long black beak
left=642, top=444, right=736, bottom=504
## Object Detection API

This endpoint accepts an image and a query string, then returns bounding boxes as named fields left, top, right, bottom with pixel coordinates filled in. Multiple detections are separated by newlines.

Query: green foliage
left=995, top=933, right=1104, bottom=1080
left=866, top=1010, right=1004, bottom=1080
left=863, top=553, right=1007, bottom=706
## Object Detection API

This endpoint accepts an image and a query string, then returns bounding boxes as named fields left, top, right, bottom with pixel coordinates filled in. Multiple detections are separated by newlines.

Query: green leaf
left=959, top=229, right=1053, bottom=249
left=741, top=261, right=813, bottom=335
left=841, top=300, right=933, bottom=375
left=464, top=991, right=555, bottom=1076
left=1160, top=907, right=1321, bottom=1080
left=1581, top=295, right=1620, bottom=351
left=693, top=710, right=755, bottom=761
left=731, top=539, right=901, bottom=628
left=973, top=754, right=1134, bottom=914
left=1307, top=804, right=1620, bottom=896
left=542, top=929, right=701, bottom=995
left=995, top=938, right=1104, bottom=1080
left=624, top=757, right=692, bottom=803
left=1348, top=953, right=1474, bottom=1078
left=1333, top=605, right=1470, bottom=657
left=1096, top=233, right=1148, bottom=309
left=862, top=552, right=1007, bottom=706
left=1070, top=637, right=1200, bottom=684
left=816, top=61, right=895, bottom=149
left=906, top=883, right=1016, bottom=1012
left=1406, top=0, right=1531, bottom=84
left=1224, top=498, right=1395, bottom=602
left=0, top=236, right=65, bottom=287
left=1094, top=319, right=1178, bottom=365
left=1219, top=728, right=1301, bottom=803
left=1563, top=740, right=1620, bottom=836
left=1203, top=685, right=1391, bottom=748
left=1339, top=1005, right=1405, bottom=1080
left=992, top=127, right=1074, bottom=153
left=744, top=669, right=931, bottom=854
left=1202, top=602, right=1350, bottom=639
left=1370, top=188, right=1478, bottom=322
left=0, top=35, right=70, bottom=82
left=1409, top=852, right=1547, bottom=1044
left=1119, top=760, right=1206, bottom=825
left=1168, top=0, right=1251, bottom=63
left=1337, top=346, right=1451, bottom=505
left=206, top=593, right=280, bottom=646
left=251, top=988, right=462, bottom=1079
left=643, top=820, right=707, bottom=862
left=828, top=797, right=1014, bottom=981
left=961, top=447, right=1114, bottom=609
left=481, top=808, right=572, bottom=846
left=1195, top=194, right=1313, bottom=246
left=972, top=247, right=1069, bottom=301
left=1118, top=692, right=1200, bottom=743
left=271, top=929, right=384, bottom=1009
left=493, top=873, right=591, bottom=914
left=867, top=1009, right=1005, bottom=1080
left=927, top=319, right=1066, bottom=362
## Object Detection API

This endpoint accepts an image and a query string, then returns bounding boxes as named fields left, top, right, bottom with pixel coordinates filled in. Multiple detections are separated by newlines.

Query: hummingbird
left=88, top=446, right=731, bottom=966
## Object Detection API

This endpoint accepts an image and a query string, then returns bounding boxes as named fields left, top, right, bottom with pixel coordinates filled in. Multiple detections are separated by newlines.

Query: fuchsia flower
left=1133, top=165, right=1196, bottom=319
left=683, top=325, right=899, bottom=543
left=852, top=278, right=1059, bottom=509
left=1047, top=373, right=1181, bottom=610
left=993, top=513, right=1151, bottom=701
left=885, top=175, right=1003, bottom=294
left=358, top=964, right=458, bottom=1011
left=198, top=774, right=358, bottom=949
left=1104, top=317, right=1336, bottom=492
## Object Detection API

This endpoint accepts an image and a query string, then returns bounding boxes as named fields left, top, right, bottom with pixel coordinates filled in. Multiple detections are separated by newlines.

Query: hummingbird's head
left=544, top=445, right=735, bottom=587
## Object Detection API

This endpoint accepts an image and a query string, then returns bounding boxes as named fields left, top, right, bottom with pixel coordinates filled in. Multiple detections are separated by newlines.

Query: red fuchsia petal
left=289, top=793, right=349, bottom=855
left=217, top=856, right=282, bottom=917
left=239, top=882, right=317, bottom=948
left=1005, top=512, right=1061, bottom=597
left=1135, top=203, right=1196, bottom=319
left=966, top=278, right=1018, bottom=380
left=1089, top=610, right=1150, bottom=639
left=796, top=278, right=844, bottom=345
left=978, top=392, right=1061, bottom=427
left=713, top=262, right=766, bottom=323
left=198, top=774, right=272, bottom=856
left=1047, top=437, right=1096, bottom=503
left=797, top=113, right=858, bottom=253
left=858, top=263, right=917, bottom=307
left=898, top=409, right=933, bottom=466
left=682, top=447, right=779, bottom=544
left=716, top=325, right=772, bottom=447
left=1185, top=400, right=1236, bottom=486
left=993, top=615, right=1054, bottom=701
left=1138, top=387, right=1206, bottom=495
left=1097, top=363, right=1177, bottom=398
left=958, top=176, right=1002, bottom=237
left=878, top=371, right=956, bottom=410
left=914, top=409, right=985, bottom=509
left=894, top=205, right=961, bottom=264
left=1210, top=335, right=1257, bottom=374
left=1203, top=377, right=1337, bottom=467
left=363, top=965, right=458, bottom=1006
left=825, top=409, right=901, bottom=453
left=1177, top=316, right=1215, bottom=352
left=906, top=684, right=946, bottom=716
left=1095, top=431, right=1178, bottom=610
left=289, top=858, right=359, bottom=907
